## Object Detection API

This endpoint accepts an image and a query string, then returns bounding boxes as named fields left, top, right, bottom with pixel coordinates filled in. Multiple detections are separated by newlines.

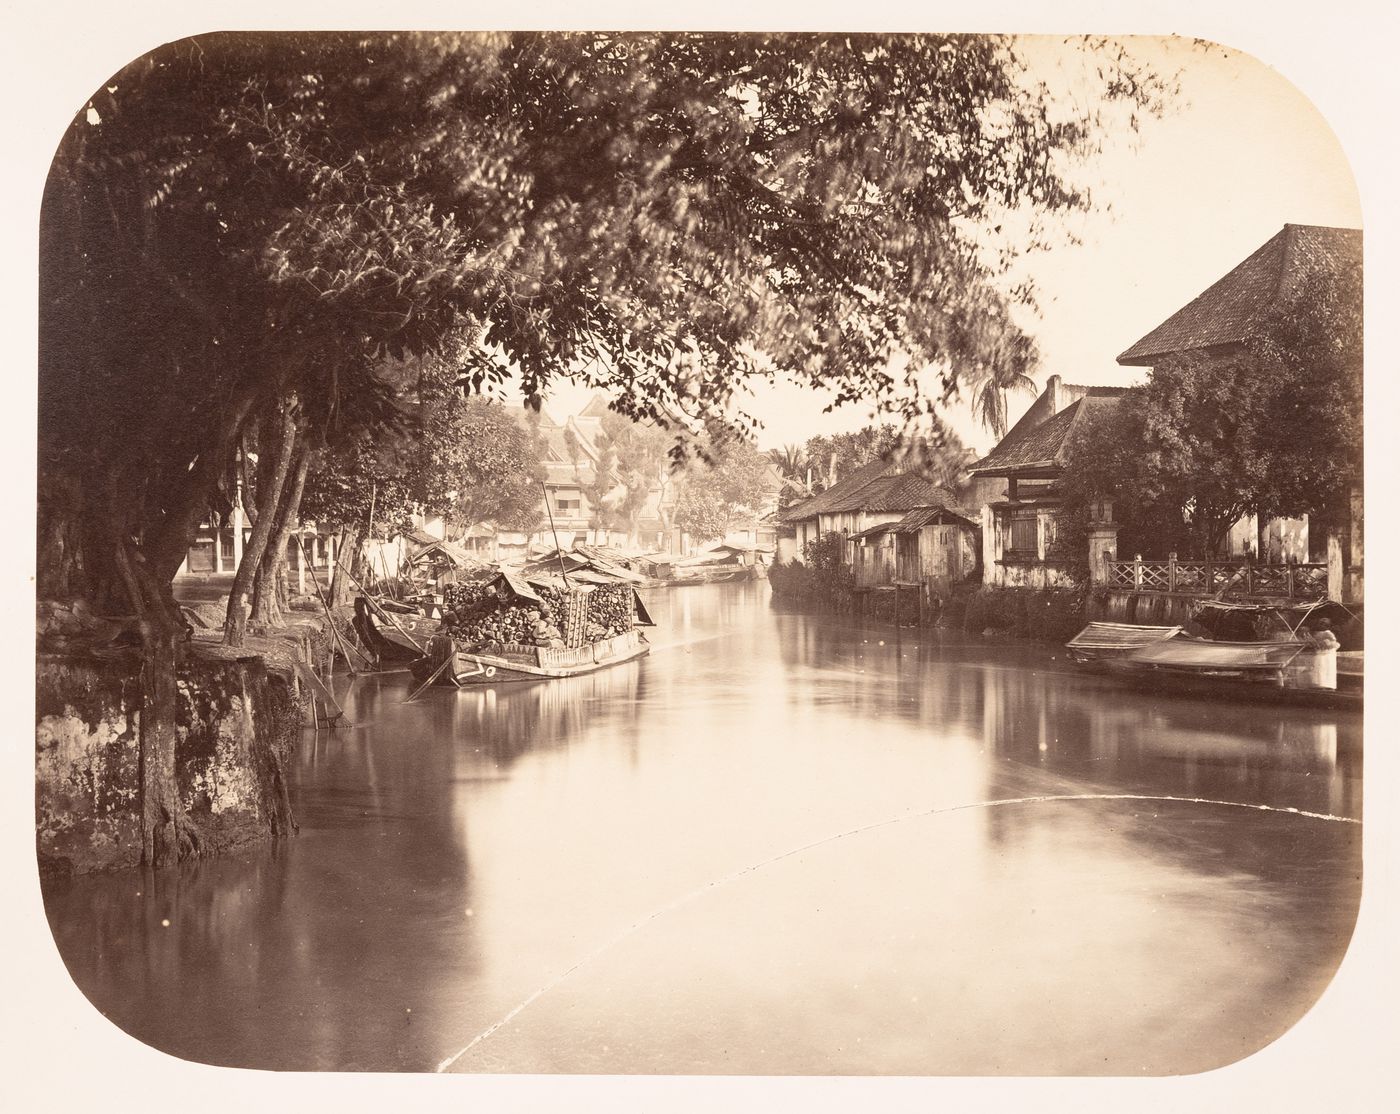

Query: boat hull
left=1066, top=623, right=1358, bottom=710
left=411, top=629, right=649, bottom=686
left=352, top=597, right=436, bottom=663
left=1096, top=660, right=1361, bottom=711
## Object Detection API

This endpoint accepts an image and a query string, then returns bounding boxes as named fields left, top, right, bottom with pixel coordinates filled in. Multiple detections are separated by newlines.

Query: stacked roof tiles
left=783, top=458, right=970, bottom=524
left=1117, top=224, right=1362, bottom=366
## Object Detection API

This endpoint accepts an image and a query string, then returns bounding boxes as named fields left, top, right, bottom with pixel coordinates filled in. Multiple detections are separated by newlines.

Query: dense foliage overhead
left=39, top=30, right=1165, bottom=604
left=36, top=30, right=1166, bottom=865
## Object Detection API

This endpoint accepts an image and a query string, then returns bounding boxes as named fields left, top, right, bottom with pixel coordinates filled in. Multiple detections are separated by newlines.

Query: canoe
left=409, top=628, right=650, bottom=687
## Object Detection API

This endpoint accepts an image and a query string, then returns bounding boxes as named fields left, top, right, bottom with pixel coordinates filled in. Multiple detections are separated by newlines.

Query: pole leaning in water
left=296, top=533, right=369, bottom=674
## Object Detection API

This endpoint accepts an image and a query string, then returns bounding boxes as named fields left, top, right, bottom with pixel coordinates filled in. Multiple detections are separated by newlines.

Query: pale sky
left=552, top=35, right=1363, bottom=455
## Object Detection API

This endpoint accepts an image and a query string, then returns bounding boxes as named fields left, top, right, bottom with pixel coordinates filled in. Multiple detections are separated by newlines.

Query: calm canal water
left=41, top=581, right=1363, bottom=1075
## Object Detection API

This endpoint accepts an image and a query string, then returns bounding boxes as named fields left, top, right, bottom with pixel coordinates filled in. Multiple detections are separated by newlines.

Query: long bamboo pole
left=542, top=482, right=572, bottom=588
left=296, top=534, right=369, bottom=673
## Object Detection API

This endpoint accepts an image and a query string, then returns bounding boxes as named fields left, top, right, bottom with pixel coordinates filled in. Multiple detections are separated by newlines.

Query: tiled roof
left=892, top=505, right=979, bottom=532
left=828, top=473, right=963, bottom=514
left=1117, top=224, right=1362, bottom=366
left=780, top=458, right=898, bottom=523
left=782, top=461, right=965, bottom=521
left=968, top=391, right=1127, bottom=478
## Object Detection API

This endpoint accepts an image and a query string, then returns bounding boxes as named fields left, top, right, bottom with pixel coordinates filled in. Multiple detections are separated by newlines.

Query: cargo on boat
left=409, top=569, right=654, bottom=687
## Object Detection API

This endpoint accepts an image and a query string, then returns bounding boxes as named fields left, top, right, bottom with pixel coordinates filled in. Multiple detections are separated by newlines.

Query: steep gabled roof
left=1117, top=224, right=1362, bottom=366
left=539, top=417, right=601, bottom=487
left=968, top=389, right=1128, bottom=478
left=579, top=394, right=614, bottom=419
left=780, top=458, right=899, bottom=523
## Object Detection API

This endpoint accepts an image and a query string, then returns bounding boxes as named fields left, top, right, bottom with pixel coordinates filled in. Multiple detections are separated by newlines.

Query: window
left=1008, top=515, right=1038, bottom=556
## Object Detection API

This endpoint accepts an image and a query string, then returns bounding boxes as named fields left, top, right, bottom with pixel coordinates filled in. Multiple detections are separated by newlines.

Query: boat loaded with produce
left=409, top=570, right=654, bottom=687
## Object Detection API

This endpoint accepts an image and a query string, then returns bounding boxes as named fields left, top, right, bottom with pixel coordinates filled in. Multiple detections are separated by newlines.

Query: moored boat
left=352, top=595, right=437, bottom=664
left=409, top=570, right=655, bottom=688
left=1067, top=600, right=1360, bottom=711
left=1066, top=621, right=1181, bottom=662
left=411, top=627, right=649, bottom=686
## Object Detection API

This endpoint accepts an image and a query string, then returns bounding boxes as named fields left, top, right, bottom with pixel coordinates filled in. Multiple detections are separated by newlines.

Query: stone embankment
left=36, top=599, right=339, bottom=877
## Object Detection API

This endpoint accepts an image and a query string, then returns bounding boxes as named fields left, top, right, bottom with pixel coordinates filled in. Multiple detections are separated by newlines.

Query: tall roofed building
left=1116, top=223, right=1362, bottom=599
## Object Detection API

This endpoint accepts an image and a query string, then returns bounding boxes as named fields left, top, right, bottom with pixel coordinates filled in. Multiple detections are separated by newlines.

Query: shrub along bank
left=768, top=533, right=856, bottom=613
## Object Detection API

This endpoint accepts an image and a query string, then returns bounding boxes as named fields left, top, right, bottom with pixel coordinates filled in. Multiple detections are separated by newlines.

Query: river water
left=41, top=581, right=1362, bottom=1075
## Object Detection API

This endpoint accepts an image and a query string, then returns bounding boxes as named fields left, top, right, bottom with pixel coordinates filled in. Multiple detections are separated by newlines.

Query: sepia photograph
left=8, top=1, right=1396, bottom=1109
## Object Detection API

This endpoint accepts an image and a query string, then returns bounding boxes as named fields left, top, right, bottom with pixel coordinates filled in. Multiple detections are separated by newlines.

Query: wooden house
left=783, top=462, right=978, bottom=599
left=967, top=376, right=1130, bottom=589
left=849, top=504, right=979, bottom=598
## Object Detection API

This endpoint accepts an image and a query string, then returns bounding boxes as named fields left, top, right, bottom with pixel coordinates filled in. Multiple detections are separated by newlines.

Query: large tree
left=1058, top=260, right=1362, bottom=560
left=673, top=425, right=776, bottom=542
left=585, top=410, right=675, bottom=543
left=39, top=31, right=1165, bottom=865
left=802, top=426, right=905, bottom=491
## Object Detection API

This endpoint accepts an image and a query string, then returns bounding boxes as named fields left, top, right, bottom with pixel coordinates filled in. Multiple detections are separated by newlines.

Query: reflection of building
left=976, top=662, right=1358, bottom=819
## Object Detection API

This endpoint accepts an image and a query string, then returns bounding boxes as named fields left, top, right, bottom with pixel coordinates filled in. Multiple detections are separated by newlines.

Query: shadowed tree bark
left=225, top=400, right=298, bottom=646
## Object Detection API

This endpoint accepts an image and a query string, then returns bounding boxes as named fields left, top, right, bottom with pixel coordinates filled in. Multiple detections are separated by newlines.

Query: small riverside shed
left=850, top=501, right=979, bottom=599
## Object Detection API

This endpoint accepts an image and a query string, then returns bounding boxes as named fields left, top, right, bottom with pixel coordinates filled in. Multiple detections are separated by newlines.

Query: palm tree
left=767, top=444, right=816, bottom=510
left=969, top=322, right=1038, bottom=439
left=971, top=367, right=1037, bottom=439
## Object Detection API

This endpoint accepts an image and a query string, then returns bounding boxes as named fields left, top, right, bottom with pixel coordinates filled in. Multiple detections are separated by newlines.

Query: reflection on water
left=42, top=583, right=1361, bottom=1074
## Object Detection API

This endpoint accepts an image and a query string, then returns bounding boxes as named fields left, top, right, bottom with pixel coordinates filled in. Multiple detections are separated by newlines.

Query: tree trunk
left=329, top=522, right=365, bottom=610
left=146, top=382, right=264, bottom=585
left=225, top=401, right=298, bottom=646
left=114, top=540, right=199, bottom=868
left=252, top=442, right=311, bottom=627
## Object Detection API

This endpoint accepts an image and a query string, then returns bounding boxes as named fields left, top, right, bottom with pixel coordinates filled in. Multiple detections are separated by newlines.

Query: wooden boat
left=352, top=595, right=437, bottom=664
left=409, top=628, right=649, bottom=686
left=1067, top=602, right=1359, bottom=711
left=1066, top=621, right=1182, bottom=662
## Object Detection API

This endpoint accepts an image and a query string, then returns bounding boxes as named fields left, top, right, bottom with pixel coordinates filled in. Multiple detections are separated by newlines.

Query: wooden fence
left=1105, top=554, right=1328, bottom=599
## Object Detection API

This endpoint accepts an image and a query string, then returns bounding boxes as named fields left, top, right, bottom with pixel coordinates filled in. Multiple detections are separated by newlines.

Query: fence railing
left=1105, top=554, right=1328, bottom=599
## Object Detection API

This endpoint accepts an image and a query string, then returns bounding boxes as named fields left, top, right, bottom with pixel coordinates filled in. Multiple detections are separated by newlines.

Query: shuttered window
left=1008, top=516, right=1038, bottom=555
